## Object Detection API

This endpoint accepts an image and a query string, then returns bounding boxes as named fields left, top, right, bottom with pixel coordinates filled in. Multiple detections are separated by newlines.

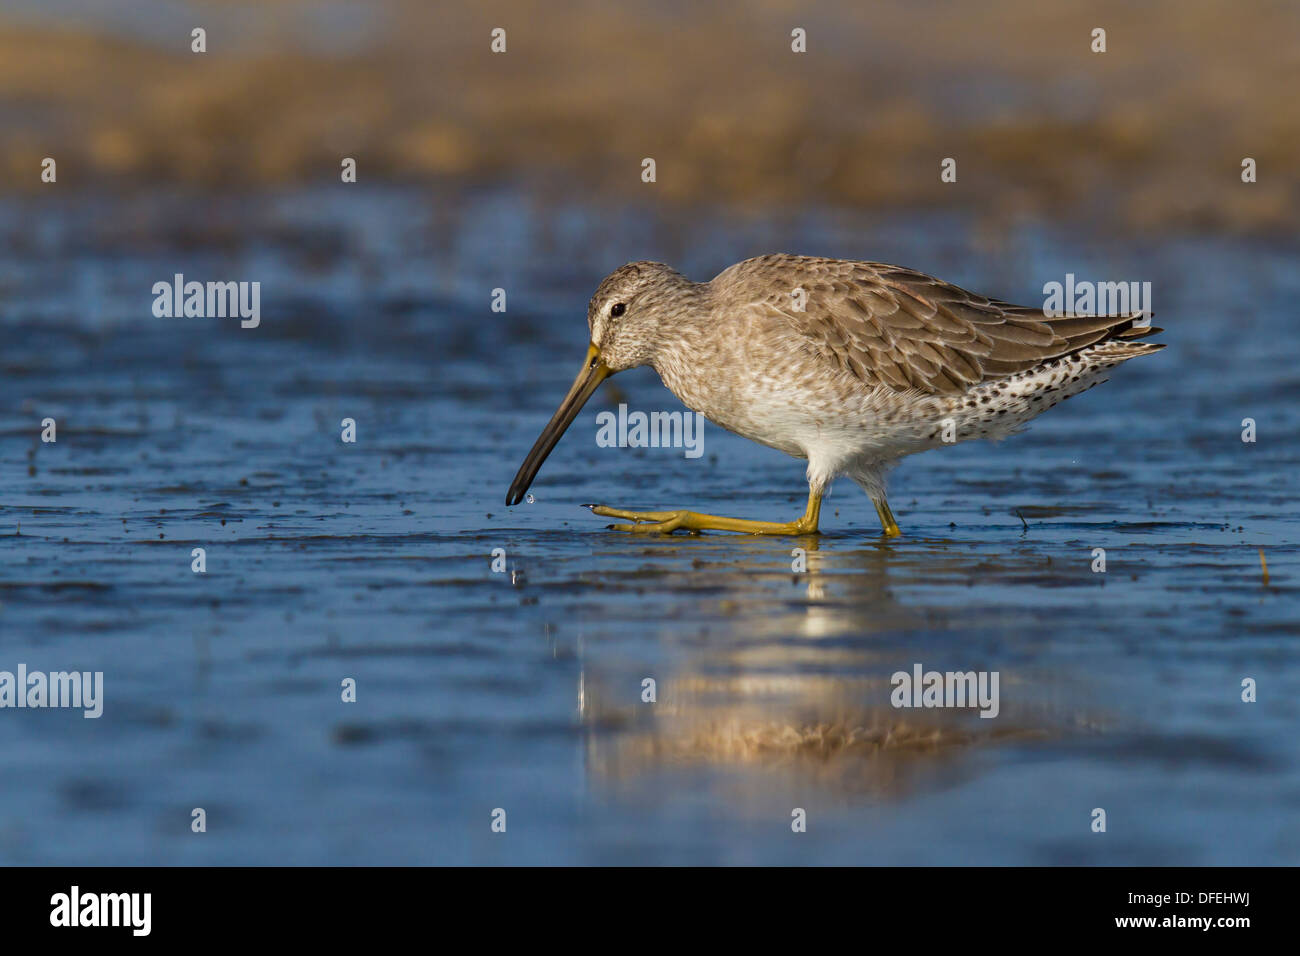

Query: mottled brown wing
left=748, top=256, right=1157, bottom=394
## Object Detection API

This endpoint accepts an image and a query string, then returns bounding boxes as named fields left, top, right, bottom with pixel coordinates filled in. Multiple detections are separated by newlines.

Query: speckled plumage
left=586, top=254, right=1164, bottom=506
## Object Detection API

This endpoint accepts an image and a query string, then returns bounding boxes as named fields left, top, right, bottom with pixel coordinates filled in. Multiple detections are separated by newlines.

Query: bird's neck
left=647, top=280, right=725, bottom=412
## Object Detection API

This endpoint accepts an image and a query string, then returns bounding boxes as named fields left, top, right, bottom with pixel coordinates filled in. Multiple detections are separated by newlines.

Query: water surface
left=1, top=188, right=1297, bottom=864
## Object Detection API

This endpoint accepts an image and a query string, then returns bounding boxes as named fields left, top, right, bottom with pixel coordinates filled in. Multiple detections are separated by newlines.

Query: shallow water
left=1, top=187, right=1297, bottom=864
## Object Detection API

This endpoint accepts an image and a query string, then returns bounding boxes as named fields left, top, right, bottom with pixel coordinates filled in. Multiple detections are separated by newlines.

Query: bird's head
left=585, top=260, right=687, bottom=371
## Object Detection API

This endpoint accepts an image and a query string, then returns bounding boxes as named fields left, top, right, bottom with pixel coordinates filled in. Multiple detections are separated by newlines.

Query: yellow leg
left=588, top=489, right=822, bottom=536
left=873, top=496, right=901, bottom=537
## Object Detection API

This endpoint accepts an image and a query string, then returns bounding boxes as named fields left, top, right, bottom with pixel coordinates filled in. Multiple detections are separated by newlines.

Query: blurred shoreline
left=2, top=0, right=1297, bottom=235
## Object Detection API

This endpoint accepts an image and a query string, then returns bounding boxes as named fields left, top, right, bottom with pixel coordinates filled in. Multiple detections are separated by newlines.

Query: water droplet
left=526, top=494, right=535, bottom=504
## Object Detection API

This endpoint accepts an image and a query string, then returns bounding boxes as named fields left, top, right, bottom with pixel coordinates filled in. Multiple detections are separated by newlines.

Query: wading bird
left=506, top=255, right=1163, bottom=536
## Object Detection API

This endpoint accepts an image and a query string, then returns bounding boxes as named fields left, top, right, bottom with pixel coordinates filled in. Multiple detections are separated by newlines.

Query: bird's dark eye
left=610, top=302, right=626, bottom=317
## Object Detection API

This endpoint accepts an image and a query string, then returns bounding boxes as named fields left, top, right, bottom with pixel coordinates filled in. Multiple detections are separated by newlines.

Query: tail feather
left=1064, top=311, right=1164, bottom=357
left=1089, top=337, right=1166, bottom=362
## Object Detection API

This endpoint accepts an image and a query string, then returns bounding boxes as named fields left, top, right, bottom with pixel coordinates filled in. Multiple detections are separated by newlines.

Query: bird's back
left=712, top=254, right=1163, bottom=396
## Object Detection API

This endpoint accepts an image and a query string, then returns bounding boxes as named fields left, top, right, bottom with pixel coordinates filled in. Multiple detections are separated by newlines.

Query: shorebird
left=506, top=255, right=1163, bottom=536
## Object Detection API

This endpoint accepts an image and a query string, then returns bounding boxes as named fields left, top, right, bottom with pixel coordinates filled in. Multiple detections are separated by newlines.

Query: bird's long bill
left=506, top=343, right=611, bottom=505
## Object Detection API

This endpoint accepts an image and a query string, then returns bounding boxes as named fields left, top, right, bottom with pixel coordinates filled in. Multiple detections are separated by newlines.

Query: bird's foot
left=585, top=504, right=819, bottom=536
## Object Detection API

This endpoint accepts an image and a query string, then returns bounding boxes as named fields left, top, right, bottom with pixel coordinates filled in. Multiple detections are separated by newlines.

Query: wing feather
left=734, top=255, right=1158, bottom=395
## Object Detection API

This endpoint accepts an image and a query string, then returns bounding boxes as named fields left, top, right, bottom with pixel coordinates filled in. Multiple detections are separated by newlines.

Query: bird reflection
left=574, top=534, right=1081, bottom=803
